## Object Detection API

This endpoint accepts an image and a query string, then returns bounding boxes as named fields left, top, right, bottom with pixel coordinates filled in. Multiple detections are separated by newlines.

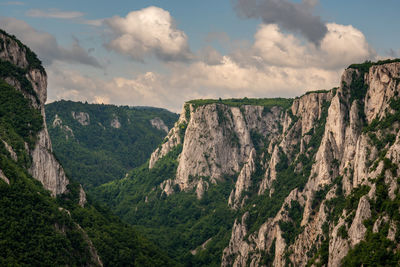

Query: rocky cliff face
left=0, top=31, right=69, bottom=196
left=150, top=103, right=284, bottom=198
left=149, top=60, right=400, bottom=266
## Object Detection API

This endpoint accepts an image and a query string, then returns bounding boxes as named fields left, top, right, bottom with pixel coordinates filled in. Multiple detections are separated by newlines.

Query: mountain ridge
left=92, top=59, right=400, bottom=266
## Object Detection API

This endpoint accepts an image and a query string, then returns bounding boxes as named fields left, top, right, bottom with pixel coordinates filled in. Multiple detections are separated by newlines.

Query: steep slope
left=46, top=100, right=178, bottom=190
left=0, top=29, right=177, bottom=266
left=221, top=60, right=400, bottom=267
left=93, top=98, right=294, bottom=265
left=95, top=59, right=400, bottom=266
left=0, top=78, right=98, bottom=266
left=0, top=28, right=100, bottom=266
left=0, top=29, right=68, bottom=196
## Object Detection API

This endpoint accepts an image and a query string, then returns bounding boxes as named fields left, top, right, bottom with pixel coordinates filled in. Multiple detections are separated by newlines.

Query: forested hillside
left=93, top=144, right=236, bottom=266
left=46, top=100, right=178, bottom=191
left=0, top=28, right=176, bottom=266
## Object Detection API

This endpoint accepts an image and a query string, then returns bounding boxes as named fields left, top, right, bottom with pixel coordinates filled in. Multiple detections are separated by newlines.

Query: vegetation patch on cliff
left=0, top=60, right=40, bottom=105
left=0, top=80, right=42, bottom=152
left=348, top=59, right=400, bottom=72
left=187, top=97, right=293, bottom=110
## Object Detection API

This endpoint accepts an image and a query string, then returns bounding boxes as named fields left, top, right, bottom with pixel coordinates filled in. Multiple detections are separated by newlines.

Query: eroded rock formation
left=149, top=61, right=400, bottom=266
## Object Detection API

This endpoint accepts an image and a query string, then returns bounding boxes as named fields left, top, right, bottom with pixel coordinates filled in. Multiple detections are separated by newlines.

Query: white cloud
left=47, top=66, right=174, bottom=110
left=105, top=6, right=192, bottom=62
left=0, top=17, right=101, bottom=68
left=44, top=18, right=376, bottom=112
left=252, top=24, right=308, bottom=68
left=164, top=57, right=341, bottom=99
left=47, top=57, right=340, bottom=112
left=26, top=9, right=84, bottom=19
left=320, top=23, right=375, bottom=68
left=252, top=23, right=375, bottom=69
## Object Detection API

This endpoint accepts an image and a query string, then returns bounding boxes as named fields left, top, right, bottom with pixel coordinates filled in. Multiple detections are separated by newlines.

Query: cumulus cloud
left=47, top=21, right=376, bottom=112
left=233, top=0, right=327, bottom=44
left=167, top=57, right=340, bottom=98
left=24, top=5, right=373, bottom=111
left=47, top=58, right=340, bottom=112
left=105, top=6, right=192, bottom=62
left=250, top=23, right=375, bottom=69
left=26, top=9, right=84, bottom=19
left=47, top=65, right=175, bottom=109
left=0, top=17, right=102, bottom=67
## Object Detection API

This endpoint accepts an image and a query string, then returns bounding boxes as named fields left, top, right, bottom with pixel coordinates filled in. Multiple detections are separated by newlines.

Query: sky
left=1, top=0, right=399, bottom=112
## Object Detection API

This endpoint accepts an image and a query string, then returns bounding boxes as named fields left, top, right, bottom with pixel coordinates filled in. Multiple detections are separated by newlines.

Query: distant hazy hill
left=45, top=100, right=178, bottom=191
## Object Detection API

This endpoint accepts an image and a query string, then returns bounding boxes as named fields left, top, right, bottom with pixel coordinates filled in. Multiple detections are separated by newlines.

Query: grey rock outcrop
left=72, top=111, right=90, bottom=126
left=364, top=63, right=400, bottom=123
left=160, top=179, right=175, bottom=196
left=150, top=117, right=169, bottom=133
left=191, top=238, right=213, bottom=255
left=2, top=139, right=17, bottom=161
left=222, top=212, right=252, bottom=267
left=110, top=115, right=121, bottom=128
left=228, top=148, right=256, bottom=208
left=0, top=169, right=10, bottom=185
left=28, top=68, right=47, bottom=109
left=75, top=224, right=103, bottom=267
left=149, top=105, right=188, bottom=169
left=30, top=127, right=69, bottom=195
left=196, top=178, right=209, bottom=199
left=348, top=196, right=371, bottom=246
left=52, top=114, right=75, bottom=140
left=79, top=185, right=87, bottom=207
left=0, top=33, right=29, bottom=69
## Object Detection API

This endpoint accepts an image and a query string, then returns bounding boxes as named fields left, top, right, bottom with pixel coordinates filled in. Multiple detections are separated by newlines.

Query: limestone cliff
left=149, top=60, right=400, bottom=266
left=0, top=30, right=69, bottom=196
left=222, top=61, right=400, bottom=266
left=150, top=102, right=284, bottom=199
